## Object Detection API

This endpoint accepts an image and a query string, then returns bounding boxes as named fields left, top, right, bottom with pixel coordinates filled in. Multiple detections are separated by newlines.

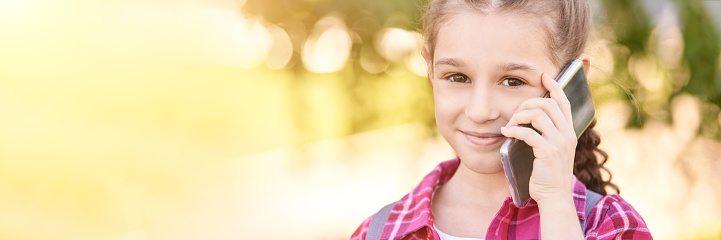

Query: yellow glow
left=0, top=1, right=292, bottom=239
left=0, top=0, right=28, bottom=9
left=0, top=0, right=271, bottom=68
left=194, top=11, right=271, bottom=68
left=236, top=0, right=246, bottom=8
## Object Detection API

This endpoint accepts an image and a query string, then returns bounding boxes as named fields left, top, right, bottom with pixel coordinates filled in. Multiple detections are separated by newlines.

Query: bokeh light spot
left=405, top=47, right=427, bottom=77
left=649, top=8, right=684, bottom=69
left=360, top=46, right=389, bottom=74
left=671, top=94, right=701, bottom=141
left=302, top=15, right=352, bottom=73
left=375, top=28, right=420, bottom=61
left=263, top=25, right=293, bottom=70
left=628, top=53, right=665, bottom=92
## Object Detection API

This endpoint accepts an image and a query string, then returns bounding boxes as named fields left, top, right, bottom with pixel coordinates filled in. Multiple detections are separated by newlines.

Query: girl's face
left=427, top=12, right=562, bottom=174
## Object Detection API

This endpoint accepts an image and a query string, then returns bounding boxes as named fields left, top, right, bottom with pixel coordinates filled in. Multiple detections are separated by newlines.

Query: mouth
left=460, top=130, right=506, bottom=147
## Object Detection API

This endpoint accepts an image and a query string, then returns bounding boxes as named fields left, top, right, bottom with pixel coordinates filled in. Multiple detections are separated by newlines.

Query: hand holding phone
left=499, top=59, right=595, bottom=208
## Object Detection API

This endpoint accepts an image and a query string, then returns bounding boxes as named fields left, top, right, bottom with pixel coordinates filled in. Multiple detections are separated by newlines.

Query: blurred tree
left=600, top=0, right=721, bottom=139
left=675, top=0, right=721, bottom=139
left=599, top=0, right=653, bottom=128
left=242, top=0, right=423, bottom=72
left=242, top=0, right=435, bottom=145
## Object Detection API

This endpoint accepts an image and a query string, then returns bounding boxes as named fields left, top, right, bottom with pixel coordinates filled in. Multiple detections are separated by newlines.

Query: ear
left=422, top=43, right=434, bottom=83
left=577, top=53, right=591, bottom=77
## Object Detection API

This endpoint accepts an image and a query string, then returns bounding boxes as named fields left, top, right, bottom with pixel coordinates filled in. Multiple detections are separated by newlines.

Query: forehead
left=434, top=11, right=555, bottom=68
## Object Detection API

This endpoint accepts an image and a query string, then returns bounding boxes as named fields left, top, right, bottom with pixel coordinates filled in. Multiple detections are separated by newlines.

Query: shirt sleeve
left=349, top=215, right=372, bottom=240
left=584, top=194, right=653, bottom=240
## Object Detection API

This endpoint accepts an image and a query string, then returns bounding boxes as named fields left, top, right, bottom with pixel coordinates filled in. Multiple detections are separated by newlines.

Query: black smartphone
left=499, top=59, right=595, bottom=208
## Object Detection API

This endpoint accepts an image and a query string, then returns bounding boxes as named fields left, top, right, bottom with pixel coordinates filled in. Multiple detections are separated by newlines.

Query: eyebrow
left=434, top=58, right=540, bottom=73
left=500, top=62, right=538, bottom=72
left=434, top=58, right=465, bottom=68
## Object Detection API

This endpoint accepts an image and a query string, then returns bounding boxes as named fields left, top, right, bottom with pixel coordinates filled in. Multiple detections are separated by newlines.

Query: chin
left=456, top=150, right=505, bottom=174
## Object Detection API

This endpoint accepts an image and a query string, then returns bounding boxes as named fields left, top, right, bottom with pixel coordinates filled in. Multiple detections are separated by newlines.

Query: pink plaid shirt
left=350, top=158, right=652, bottom=240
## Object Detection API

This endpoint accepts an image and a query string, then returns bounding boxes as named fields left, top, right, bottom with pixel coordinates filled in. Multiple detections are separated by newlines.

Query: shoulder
left=350, top=158, right=460, bottom=240
left=585, top=194, right=653, bottom=239
left=350, top=215, right=373, bottom=240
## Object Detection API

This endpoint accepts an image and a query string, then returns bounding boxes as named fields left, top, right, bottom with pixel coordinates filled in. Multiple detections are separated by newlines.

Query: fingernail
left=501, top=126, right=508, bottom=132
left=543, top=73, right=551, bottom=79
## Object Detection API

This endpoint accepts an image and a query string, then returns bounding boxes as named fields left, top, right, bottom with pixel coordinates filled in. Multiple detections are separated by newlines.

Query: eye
left=501, top=77, right=526, bottom=87
left=444, top=73, right=470, bottom=83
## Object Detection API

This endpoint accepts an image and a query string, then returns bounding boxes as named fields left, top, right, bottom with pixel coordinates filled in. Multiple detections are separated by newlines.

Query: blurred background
left=0, top=0, right=720, bottom=239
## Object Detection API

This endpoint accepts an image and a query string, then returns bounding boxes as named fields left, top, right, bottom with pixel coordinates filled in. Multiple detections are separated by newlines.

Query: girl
left=351, top=0, right=652, bottom=239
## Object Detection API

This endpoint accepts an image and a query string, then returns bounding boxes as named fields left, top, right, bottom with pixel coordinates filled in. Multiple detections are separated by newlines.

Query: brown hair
left=420, top=0, right=619, bottom=195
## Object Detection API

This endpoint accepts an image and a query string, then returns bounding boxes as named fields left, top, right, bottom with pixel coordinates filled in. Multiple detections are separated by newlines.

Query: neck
left=430, top=160, right=512, bottom=238
left=439, top=162, right=511, bottom=206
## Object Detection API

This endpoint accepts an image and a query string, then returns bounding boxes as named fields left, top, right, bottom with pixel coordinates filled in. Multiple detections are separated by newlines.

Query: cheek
left=432, top=85, right=467, bottom=123
left=500, top=96, right=524, bottom=116
left=500, top=91, right=543, bottom=118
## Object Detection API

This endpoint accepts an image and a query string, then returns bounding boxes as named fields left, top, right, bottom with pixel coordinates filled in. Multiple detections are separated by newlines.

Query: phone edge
left=500, top=139, right=524, bottom=207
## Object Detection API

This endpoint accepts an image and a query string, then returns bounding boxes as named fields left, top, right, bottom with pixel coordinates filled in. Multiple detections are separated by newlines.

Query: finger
left=511, top=97, right=568, bottom=134
left=541, top=73, right=573, bottom=126
left=505, top=108, right=558, bottom=138
left=500, top=125, right=548, bottom=149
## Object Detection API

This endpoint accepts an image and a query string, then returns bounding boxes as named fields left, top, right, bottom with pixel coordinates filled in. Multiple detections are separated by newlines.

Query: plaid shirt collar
left=384, top=157, right=589, bottom=239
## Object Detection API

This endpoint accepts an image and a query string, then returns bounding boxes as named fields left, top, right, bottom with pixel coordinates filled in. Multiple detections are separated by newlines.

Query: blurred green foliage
left=600, top=0, right=721, bottom=137
left=676, top=0, right=721, bottom=138
left=599, top=0, right=653, bottom=128
left=240, top=0, right=721, bottom=141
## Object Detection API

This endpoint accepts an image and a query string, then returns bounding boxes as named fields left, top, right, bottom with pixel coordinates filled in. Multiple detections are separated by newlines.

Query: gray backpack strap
left=366, top=202, right=396, bottom=240
left=581, top=189, right=603, bottom=235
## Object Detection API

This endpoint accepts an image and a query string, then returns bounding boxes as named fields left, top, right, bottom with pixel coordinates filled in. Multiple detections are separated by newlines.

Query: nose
left=465, top=84, right=501, bottom=124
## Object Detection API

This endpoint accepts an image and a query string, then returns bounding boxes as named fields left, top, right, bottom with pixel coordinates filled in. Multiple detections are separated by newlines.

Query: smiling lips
left=461, top=130, right=506, bottom=147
